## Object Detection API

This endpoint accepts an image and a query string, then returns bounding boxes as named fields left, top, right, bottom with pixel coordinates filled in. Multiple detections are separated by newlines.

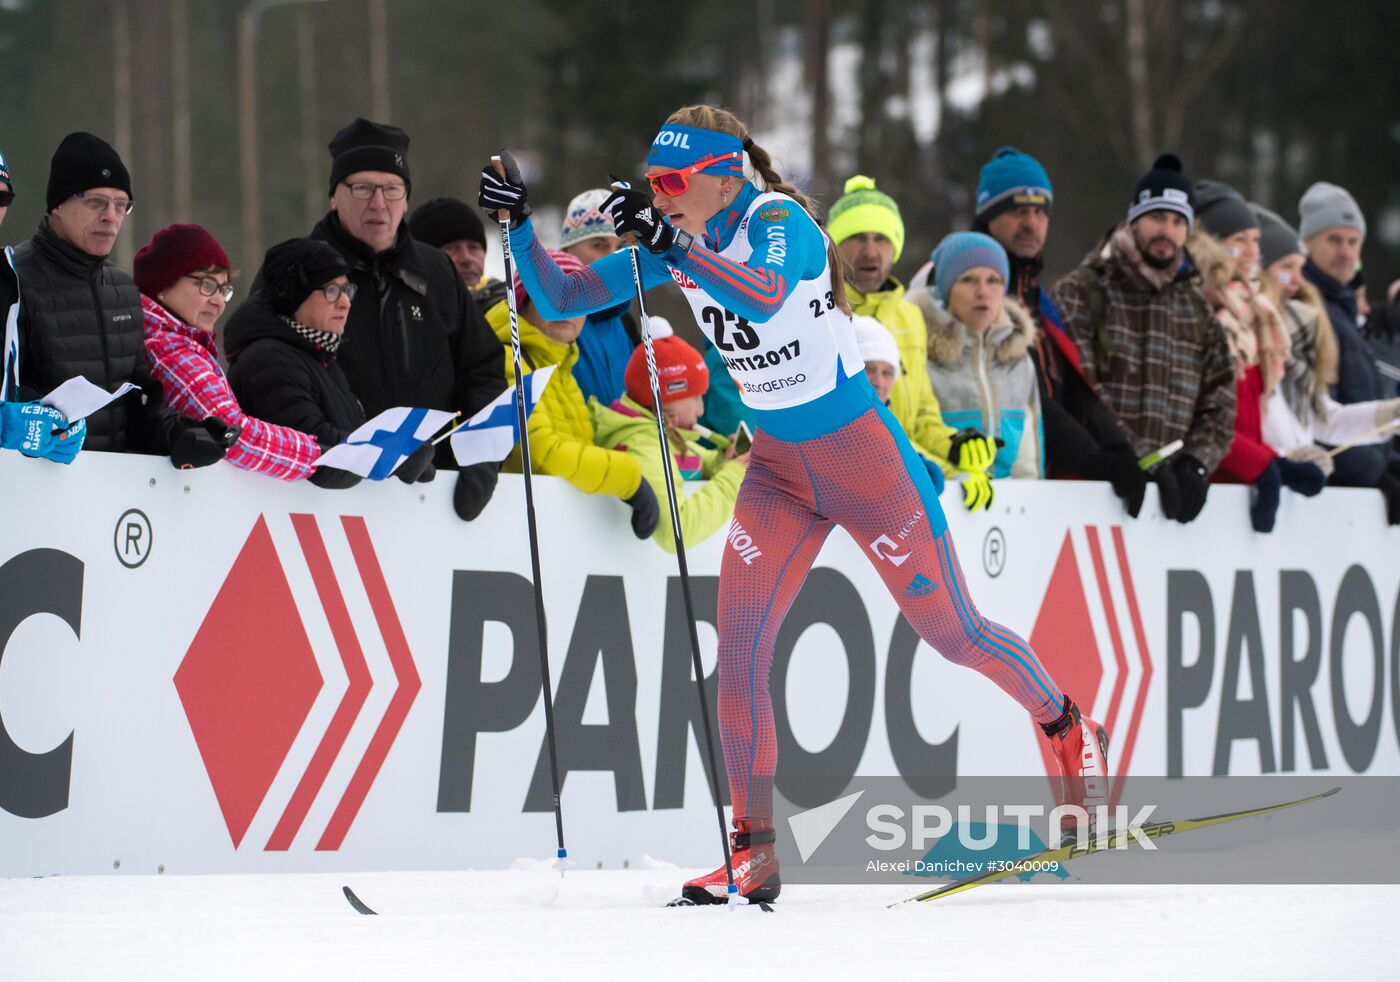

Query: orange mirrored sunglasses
left=646, top=152, right=743, bottom=197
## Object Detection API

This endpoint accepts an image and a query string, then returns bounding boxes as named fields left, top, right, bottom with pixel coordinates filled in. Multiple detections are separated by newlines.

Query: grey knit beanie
left=1251, top=204, right=1304, bottom=269
left=1298, top=181, right=1365, bottom=240
left=1194, top=180, right=1257, bottom=240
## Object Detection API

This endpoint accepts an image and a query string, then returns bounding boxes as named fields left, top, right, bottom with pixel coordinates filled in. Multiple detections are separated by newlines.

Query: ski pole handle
left=490, top=156, right=511, bottom=225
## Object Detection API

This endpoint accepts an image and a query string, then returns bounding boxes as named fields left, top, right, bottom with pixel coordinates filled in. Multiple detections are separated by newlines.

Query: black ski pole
left=492, top=152, right=568, bottom=873
left=614, top=195, right=737, bottom=904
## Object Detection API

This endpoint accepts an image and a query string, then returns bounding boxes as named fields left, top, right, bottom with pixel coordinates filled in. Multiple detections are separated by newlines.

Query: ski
left=891, top=785, right=1341, bottom=906
left=342, top=885, right=379, bottom=915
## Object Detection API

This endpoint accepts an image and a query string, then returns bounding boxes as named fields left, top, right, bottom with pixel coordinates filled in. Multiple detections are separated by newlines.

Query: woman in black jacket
left=224, top=238, right=432, bottom=488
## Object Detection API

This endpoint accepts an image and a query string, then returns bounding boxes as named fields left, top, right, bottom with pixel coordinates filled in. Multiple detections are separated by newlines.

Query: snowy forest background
left=1, top=0, right=1396, bottom=288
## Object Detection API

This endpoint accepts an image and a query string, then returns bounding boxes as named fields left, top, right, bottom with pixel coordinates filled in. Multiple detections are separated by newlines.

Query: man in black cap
left=1050, top=153, right=1236, bottom=525
left=12, top=132, right=231, bottom=463
left=307, top=118, right=505, bottom=520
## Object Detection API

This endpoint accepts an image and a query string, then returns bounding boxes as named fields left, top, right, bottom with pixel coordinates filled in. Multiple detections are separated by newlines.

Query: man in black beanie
left=1051, top=153, right=1236, bottom=525
left=12, top=132, right=231, bottom=464
left=302, top=118, right=505, bottom=520
left=407, top=196, right=507, bottom=313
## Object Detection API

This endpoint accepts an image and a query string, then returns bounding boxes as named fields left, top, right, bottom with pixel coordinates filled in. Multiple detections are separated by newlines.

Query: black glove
left=1083, top=446, right=1148, bottom=518
left=1276, top=456, right=1326, bottom=497
left=1250, top=459, right=1283, bottom=534
left=601, top=183, right=675, bottom=255
left=1172, top=454, right=1210, bottom=523
left=948, top=429, right=1003, bottom=472
left=625, top=481, right=660, bottom=539
left=1154, top=462, right=1182, bottom=521
left=453, top=461, right=500, bottom=522
left=1379, top=463, right=1400, bottom=527
left=393, top=442, right=436, bottom=484
left=170, top=416, right=240, bottom=469
left=478, top=149, right=531, bottom=227
left=309, top=465, right=362, bottom=490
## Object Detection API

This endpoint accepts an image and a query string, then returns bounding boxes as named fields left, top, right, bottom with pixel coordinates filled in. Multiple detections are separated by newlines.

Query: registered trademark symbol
left=982, top=527, right=1006, bottom=578
left=114, top=509, right=153, bottom=569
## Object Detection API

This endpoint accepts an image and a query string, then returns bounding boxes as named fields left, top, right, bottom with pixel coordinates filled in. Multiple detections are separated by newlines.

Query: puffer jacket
left=847, top=277, right=955, bottom=470
left=913, top=291, right=1043, bottom=479
left=591, top=394, right=746, bottom=552
left=485, top=300, right=643, bottom=499
left=223, top=297, right=366, bottom=489
left=13, top=220, right=174, bottom=452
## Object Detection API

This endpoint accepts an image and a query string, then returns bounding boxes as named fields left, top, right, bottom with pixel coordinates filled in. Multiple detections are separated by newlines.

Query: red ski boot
left=675, top=822, right=781, bottom=906
left=1042, top=697, right=1110, bottom=820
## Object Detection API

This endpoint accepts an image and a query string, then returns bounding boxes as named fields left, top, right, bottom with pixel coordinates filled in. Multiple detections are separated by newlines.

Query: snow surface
left=2, top=866, right=1395, bottom=980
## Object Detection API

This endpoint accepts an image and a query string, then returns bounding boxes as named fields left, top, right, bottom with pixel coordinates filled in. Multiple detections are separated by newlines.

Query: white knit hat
left=852, top=315, right=900, bottom=380
left=560, top=188, right=616, bottom=248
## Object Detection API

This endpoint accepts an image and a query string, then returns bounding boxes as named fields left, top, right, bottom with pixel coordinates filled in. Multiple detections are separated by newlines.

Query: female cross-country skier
left=479, top=104, right=1109, bottom=905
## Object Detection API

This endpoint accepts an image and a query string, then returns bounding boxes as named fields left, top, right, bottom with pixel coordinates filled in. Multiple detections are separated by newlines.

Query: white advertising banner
left=0, top=450, right=1396, bottom=876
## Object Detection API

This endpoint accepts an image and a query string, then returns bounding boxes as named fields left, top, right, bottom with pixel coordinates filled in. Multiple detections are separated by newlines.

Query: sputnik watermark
left=864, top=803, right=1159, bottom=853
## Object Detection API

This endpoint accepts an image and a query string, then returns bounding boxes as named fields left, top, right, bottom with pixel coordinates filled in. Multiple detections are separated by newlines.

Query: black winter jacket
left=308, top=213, right=504, bottom=466
left=13, top=220, right=175, bottom=452
left=1007, top=253, right=1136, bottom=475
left=223, top=298, right=365, bottom=489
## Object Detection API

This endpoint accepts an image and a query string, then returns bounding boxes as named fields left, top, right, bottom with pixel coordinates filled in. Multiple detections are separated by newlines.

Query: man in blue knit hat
left=972, top=147, right=1054, bottom=311
left=971, top=147, right=1150, bottom=518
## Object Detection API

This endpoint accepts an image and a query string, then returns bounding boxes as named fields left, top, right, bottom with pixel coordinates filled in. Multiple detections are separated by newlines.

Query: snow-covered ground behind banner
left=2, top=869, right=1396, bottom=980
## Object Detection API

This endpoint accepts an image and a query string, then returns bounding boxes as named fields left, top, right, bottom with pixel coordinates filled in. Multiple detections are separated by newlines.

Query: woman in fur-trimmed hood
left=911, top=232, right=1043, bottom=480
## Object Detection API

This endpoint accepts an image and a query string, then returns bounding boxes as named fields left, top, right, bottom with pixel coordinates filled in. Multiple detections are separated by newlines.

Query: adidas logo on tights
left=904, top=574, right=939, bottom=598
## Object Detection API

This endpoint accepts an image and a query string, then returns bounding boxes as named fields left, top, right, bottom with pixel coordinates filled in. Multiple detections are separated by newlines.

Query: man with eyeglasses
left=10, top=132, right=218, bottom=463
left=304, top=117, right=505, bottom=520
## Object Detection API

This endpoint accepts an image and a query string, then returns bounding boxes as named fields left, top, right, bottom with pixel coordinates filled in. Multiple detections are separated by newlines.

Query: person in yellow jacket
left=828, top=175, right=956, bottom=477
left=487, top=248, right=659, bottom=537
left=591, top=321, right=747, bottom=553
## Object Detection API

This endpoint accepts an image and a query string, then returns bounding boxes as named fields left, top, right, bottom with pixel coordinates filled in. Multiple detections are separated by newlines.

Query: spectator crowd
left=2, top=118, right=1398, bottom=541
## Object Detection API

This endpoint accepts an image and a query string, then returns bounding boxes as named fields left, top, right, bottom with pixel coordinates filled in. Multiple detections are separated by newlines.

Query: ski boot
left=672, top=821, right=781, bottom=906
left=1042, top=697, right=1110, bottom=828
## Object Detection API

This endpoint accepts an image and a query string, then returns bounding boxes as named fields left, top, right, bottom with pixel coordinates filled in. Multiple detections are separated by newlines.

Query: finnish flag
left=314, top=406, right=457, bottom=480
left=449, top=365, right=556, bottom=467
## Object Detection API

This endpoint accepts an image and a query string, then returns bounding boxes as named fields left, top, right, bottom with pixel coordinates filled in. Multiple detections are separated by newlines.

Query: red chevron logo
left=174, top=514, right=421, bottom=851
left=1029, top=526, right=1154, bottom=806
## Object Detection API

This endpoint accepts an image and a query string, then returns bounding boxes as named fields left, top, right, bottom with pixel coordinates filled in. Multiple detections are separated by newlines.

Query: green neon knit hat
left=827, top=175, right=905, bottom=263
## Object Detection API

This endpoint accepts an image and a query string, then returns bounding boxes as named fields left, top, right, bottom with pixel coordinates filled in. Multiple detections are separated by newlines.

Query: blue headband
left=647, top=125, right=745, bottom=176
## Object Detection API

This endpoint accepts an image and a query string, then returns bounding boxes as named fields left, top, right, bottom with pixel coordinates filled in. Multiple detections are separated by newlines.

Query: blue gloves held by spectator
left=0, top=401, right=85, bottom=464
left=1252, top=456, right=1327, bottom=533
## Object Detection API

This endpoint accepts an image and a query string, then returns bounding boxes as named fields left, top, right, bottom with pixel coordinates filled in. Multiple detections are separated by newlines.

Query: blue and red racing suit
left=509, top=182, right=1064, bottom=825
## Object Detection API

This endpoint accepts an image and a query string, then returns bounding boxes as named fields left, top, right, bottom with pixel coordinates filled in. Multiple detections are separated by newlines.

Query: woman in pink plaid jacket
left=136, top=223, right=323, bottom=480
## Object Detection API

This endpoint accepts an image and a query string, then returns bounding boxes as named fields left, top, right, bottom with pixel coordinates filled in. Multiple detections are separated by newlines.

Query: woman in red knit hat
left=136, top=223, right=324, bottom=480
